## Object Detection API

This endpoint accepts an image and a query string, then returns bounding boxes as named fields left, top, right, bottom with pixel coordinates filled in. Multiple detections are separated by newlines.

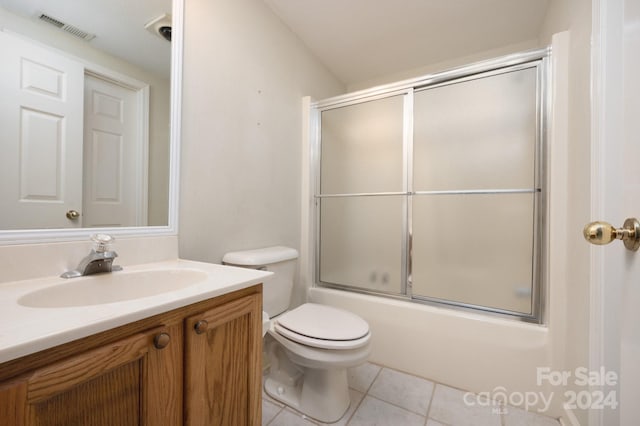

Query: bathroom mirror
left=0, top=0, right=182, bottom=242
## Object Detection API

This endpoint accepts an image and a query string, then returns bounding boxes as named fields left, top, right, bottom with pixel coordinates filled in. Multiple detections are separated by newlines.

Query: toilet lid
left=275, top=303, right=369, bottom=342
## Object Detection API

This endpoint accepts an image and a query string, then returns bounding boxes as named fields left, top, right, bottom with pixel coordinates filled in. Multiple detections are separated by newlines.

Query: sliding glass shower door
left=411, top=68, right=539, bottom=314
left=315, top=52, right=547, bottom=321
left=319, top=95, right=406, bottom=295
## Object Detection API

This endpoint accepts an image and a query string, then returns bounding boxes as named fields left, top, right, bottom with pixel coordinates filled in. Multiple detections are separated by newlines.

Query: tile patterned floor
left=262, top=362, right=561, bottom=426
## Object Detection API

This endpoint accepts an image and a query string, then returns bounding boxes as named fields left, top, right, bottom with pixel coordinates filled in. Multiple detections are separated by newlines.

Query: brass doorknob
left=153, top=333, right=171, bottom=349
left=583, top=218, right=640, bottom=251
left=66, top=210, right=80, bottom=220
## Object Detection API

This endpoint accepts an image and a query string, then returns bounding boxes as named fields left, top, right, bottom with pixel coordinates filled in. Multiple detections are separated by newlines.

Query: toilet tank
left=222, top=246, right=299, bottom=318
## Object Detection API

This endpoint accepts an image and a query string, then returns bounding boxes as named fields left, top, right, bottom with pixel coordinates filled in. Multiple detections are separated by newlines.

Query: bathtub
left=308, top=286, right=563, bottom=418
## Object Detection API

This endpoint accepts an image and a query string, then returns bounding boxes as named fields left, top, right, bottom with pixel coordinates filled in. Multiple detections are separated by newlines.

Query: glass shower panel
left=320, top=95, right=404, bottom=194
left=319, top=196, right=403, bottom=294
left=413, top=68, right=538, bottom=191
left=411, top=193, right=535, bottom=314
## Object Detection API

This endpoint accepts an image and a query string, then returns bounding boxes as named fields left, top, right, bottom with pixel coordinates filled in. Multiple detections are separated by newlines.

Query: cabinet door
left=0, top=325, right=182, bottom=426
left=184, top=294, right=262, bottom=426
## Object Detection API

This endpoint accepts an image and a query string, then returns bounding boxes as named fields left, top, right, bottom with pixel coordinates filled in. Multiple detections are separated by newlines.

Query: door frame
left=589, top=0, right=625, bottom=424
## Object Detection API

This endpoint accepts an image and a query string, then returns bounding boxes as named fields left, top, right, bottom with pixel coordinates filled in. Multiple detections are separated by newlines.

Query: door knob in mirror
left=66, top=210, right=80, bottom=220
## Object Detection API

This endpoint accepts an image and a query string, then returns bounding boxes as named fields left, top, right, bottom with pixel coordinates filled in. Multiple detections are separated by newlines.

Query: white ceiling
left=264, top=0, right=550, bottom=86
left=1, top=0, right=551, bottom=87
left=0, top=0, right=172, bottom=78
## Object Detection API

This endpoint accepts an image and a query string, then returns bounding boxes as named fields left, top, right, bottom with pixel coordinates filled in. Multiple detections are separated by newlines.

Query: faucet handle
left=91, top=233, right=116, bottom=253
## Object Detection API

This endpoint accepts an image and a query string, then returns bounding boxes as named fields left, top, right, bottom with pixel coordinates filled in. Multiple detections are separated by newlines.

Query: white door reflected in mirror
left=83, top=74, right=147, bottom=228
left=0, top=0, right=174, bottom=232
left=0, top=31, right=84, bottom=229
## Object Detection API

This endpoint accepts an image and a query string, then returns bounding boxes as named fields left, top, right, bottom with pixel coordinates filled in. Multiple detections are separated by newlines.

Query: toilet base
left=264, top=340, right=351, bottom=423
left=265, top=364, right=350, bottom=423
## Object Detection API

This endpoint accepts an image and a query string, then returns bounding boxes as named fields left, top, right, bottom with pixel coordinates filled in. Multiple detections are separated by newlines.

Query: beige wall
left=178, top=0, right=344, bottom=273
left=0, top=7, right=171, bottom=226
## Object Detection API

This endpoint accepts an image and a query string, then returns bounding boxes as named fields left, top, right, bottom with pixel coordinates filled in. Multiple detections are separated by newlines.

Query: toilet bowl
left=222, top=246, right=371, bottom=423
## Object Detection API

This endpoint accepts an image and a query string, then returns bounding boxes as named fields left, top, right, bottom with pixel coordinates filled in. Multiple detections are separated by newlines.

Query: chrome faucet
left=61, top=234, right=123, bottom=278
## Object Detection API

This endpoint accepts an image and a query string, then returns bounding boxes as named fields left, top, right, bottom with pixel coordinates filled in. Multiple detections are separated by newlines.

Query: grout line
left=343, top=390, right=366, bottom=426
left=265, top=403, right=284, bottom=426
left=344, top=364, right=384, bottom=425
left=283, top=407, right=320, bottom=425
left=367, top=365, right=435, bottom=418
left=424, top=381, right=437, bottom=425
left=364, top=364, right=384, bottom=394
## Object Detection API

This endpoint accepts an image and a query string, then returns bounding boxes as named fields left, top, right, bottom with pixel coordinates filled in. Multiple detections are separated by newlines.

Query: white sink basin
left=18, top=269, right=209, bottom=308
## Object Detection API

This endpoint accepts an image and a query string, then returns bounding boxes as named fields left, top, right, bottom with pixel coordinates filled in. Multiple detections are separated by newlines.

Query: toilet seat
left=274, top=303, right=370, bottom=350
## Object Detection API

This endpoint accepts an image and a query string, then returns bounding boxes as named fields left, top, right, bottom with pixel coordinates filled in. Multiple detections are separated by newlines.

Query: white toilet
left=222, top=246, right=371, bottom=423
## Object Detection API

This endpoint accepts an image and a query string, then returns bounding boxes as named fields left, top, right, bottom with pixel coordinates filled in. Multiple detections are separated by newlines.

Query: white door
left=82, top=74, right=147, bottom=227
left=0, top=31, right=84, bottom=229
left=591, top=0, right=640, bottom=425
left=617, top=1, right=640, bottom=423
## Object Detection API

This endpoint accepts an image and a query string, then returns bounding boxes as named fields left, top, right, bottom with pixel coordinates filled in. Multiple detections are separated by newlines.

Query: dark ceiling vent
left=158, top=25, right=172, bottom=42
left=144, top=14, right=172, bottom=42
left=38, top=13, right=96, bottom=41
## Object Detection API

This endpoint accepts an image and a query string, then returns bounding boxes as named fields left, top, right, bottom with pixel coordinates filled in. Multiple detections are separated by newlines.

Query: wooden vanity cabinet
left=0, top=285, right=262, bottom=426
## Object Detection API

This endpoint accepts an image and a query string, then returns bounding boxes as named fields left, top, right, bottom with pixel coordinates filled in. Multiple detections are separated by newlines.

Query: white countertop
left=0, top=259, right=271, bottom=364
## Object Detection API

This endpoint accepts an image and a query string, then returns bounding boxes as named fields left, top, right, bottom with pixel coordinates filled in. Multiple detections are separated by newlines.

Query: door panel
left=0, top=326, right=180, bottom=426
left=0, top=379, right=27, bottom=425
left=320, top=95, right=404, bottom=194
left=83, top=74, right=146, bottom=227
left=29, top=362, right=141, bottom=426
left=0, top=31, right=84, bottom=229
left=19, top=109, right=64, bottom=201
left=184, top=295, right=262, bottom=426
left=592, top=0, right=640, bottom=424
left=412, top=193, right=535, bottom=314
left=619, top=0, right=640, bottom=422
left=413, top=68, right=537, bottom=191
left=319, top=195, right=404, bottom=294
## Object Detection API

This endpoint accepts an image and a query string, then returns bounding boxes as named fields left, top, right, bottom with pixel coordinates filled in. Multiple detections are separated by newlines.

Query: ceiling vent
left=145, top=14, right=172, bottom=42
left=38, top=13, right=96, bottom=41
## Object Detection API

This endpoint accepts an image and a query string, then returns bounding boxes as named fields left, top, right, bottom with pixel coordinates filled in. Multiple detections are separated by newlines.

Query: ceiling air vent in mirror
left=144, top=14, right=172, bottom=42
left=38, top=13, right=96, bottom=41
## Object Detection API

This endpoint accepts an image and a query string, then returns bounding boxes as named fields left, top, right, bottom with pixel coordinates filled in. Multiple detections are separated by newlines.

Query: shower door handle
left=583, top=218, right=640, bottom=251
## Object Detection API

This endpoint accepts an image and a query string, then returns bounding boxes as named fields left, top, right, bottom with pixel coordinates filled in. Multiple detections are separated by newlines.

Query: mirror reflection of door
left=0, top=30, right=84, bottom=229
left=0, top=31, right=149, bottom=229
left=83, top=74, right=148, bottom=227
left=0, top=0, right=172, bottom=232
